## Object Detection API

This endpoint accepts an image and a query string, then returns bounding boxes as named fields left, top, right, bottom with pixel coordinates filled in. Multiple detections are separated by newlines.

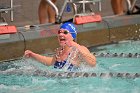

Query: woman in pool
left=24, top=22, right=96, bottom=71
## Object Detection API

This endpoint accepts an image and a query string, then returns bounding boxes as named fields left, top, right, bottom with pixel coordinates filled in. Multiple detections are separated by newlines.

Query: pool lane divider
left=0, top=52, right=139, bottom=63
left=0, top=69, right=140, bottom=79
left=93, top=53, right=140, bottom=58
left=41, top=71, right=140, bottom=79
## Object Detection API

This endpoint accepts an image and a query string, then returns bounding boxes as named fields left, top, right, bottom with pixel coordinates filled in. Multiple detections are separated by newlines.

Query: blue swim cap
left=60, top=22, right=77, bottom=39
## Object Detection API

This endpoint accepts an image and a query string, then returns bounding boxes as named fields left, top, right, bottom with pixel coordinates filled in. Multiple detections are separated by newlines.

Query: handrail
left=0, top=0, right=21, bottom=22
left=45, top=0, right=102, bottom=23
left=10, top=0, right=13, bottom=21
left=45, top=0, right=59, bottom=23
left=126, top=0, right=137, bottom=12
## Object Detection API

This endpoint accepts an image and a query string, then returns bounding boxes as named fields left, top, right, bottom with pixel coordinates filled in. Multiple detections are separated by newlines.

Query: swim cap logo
left=68, top=23, right=76, bottom=33
left=60, top=22, right=77, bottom=39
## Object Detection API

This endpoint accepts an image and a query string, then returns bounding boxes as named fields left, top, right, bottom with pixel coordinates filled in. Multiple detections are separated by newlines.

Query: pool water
left=91, top=40, right=140, bottom=54
left=0, top=40, right=140, bottom=93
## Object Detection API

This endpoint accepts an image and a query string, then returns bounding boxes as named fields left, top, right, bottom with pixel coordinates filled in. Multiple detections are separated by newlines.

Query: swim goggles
left=58, top=29, right=76, bottom=35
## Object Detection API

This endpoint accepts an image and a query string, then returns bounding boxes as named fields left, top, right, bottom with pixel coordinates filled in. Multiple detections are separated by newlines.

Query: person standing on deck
left=38, top=0, right=57, bottom=24
left=111, top=0, right=125, bottom=15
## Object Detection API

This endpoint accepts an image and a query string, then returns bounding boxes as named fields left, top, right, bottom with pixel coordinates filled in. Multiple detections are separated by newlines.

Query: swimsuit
left=54, top=47, right=79, bottom=71
left=54, top=60, right=74, bottom=71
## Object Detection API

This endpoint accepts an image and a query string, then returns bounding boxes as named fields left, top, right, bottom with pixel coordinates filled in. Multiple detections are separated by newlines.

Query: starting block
left=74, top=14, right=102, bottom=25
left=0, top=25, right=17, bottom=35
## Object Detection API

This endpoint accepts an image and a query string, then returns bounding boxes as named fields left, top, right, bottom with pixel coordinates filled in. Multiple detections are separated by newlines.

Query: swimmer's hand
left=24, top=50, right=34, bottom=58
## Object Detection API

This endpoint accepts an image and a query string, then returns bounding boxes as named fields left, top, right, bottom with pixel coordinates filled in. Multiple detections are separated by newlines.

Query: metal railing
left=46, top=0, right=102, bottom=23
left=127, top=0, right=137, bottom=12
left=0, top=0, right=14, bottom=22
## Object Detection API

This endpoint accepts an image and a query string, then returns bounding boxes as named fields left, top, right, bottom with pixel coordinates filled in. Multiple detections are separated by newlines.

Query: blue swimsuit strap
left=62, top=47, right=79, bottom=70
left=54, top=46, right=79, bottom=70
left=54, top=49, right=70, bottom=66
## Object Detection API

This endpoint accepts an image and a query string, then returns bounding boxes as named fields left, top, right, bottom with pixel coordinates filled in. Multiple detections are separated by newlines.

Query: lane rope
left=92, top=53, right=140, bottom=58
left=0, top=69, right=140, bottom=79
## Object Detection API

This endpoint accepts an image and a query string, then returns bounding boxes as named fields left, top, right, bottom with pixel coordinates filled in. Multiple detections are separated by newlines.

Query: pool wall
left=0, top=15, right=140, bottom=61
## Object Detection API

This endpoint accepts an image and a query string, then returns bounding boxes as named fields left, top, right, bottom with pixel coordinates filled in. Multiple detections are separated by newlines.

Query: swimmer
left=24, top=22, right=96, bottom=71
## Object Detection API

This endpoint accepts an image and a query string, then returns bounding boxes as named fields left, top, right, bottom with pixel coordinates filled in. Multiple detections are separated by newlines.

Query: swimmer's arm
left=71, top=43, right=96, bottom=66
left=24, top=50, right=54, bottom=66
left=79, top=46, right=96, bottom=67
left=30, top=53, right=54, bottom=66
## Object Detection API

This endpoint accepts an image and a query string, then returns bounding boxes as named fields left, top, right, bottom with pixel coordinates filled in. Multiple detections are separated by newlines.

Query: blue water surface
left=0, top=40, right=140, bottom=93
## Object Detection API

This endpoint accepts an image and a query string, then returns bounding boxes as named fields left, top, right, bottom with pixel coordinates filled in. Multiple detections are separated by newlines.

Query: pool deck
left=0, top=0, right=114, bottom=26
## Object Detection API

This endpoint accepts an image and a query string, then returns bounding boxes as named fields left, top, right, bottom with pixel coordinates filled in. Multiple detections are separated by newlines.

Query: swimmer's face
left=58, top=29, right=73, bottom=46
